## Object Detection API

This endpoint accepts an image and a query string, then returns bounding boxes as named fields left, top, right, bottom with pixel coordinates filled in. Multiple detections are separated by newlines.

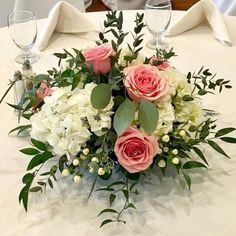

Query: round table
left=0, top=10, right=236, bottom=236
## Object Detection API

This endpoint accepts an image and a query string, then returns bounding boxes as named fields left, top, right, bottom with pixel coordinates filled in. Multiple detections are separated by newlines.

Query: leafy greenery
left=187, top=66, right=232, bottom=95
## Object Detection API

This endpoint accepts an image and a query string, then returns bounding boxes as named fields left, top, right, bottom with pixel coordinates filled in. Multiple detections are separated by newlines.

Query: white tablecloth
left=0, top=10, right=236, bottom=236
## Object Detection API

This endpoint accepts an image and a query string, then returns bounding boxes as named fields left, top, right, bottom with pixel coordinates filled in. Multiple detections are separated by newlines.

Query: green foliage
left=150, top=47, right=176, bottom=66
left=114, top=98, right=135, bottom=135
left=91, top=84, right=112, bottom=109
left=187, top=67, right=232, bottom=95
left=27, top=151, right=52, bottom=170
left=97, top=177, right=136, bottom=227
left=182, top=161, right=207, bottom=169
left=207, top=140, right=230, bottom=158
left=9, top=125, right=31, bottom=135
left=138, top=100, right=159, bottom=133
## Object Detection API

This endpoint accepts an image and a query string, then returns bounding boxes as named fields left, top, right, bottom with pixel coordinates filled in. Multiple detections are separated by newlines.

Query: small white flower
left=179, top=130, right=186, bottom=137
left=157, top=148, right=162, bottom=154
left=163, top=147, right=169, bottom=153
left=172, top=149, right=178, bottom=155
left=62, top=168, right=70, bottom=176
left=98, top=168, right=105, bottom=176
left=72, top=158, right=80, bottom=166
left=91, top=157, right=99, bottom=163
left=162, top=135, right=170, bottom=143
left=74, top=175, right=81, bottom=184
left=158, top=160, right=166, bottom=168
left=82, top=148, right=90, bottom=155
left=172, top=157, right=180, bottom=165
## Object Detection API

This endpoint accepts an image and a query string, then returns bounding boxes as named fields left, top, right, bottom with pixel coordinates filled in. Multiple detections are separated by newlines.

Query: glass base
left=15, top=52, right=40, bottom=64
left=146, top=39, right=169, bottom=50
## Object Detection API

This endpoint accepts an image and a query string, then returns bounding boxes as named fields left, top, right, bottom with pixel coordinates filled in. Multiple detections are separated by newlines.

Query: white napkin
left=37, top=1, right=99, bottom=51
left=166, top=0, right=231, bottom=46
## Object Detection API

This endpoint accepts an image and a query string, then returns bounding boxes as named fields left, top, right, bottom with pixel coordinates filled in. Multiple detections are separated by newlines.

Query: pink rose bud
left=124, top=64, right=170, bottom=103
left=36, top=81, right=52, bottom=100
left=83, top=44, right=113, bottom=75
left=114, top=127, right=159, bottom=173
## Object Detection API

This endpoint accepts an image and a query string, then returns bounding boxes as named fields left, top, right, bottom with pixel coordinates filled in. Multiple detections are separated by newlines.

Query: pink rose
left=124, top=64, right=169, bottom=103
left=83, top=44, right=113, bottom=75
left=114, top=127, right=159, bottom=173
left=149, top=57, right=170, bottom=70
left=36, top=82, right=52, bottom=100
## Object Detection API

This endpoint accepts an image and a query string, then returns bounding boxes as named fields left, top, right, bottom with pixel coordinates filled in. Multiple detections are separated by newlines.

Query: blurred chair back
left=13, top=0, right=86, bottom=19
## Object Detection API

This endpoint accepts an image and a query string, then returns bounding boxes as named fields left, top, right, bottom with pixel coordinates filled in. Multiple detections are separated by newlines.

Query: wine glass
left=8, top=11, right=40, bottom=64
left=145, top=0, right=172, bottom=49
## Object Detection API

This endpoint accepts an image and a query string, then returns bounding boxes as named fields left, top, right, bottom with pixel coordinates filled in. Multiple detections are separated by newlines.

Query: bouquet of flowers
left=1, top=11, right=235, bottom=227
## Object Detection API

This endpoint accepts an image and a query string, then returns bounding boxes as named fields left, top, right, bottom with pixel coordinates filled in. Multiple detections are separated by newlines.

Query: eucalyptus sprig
left=97, top=11, right=128, bottom=54
left=125, top=13, right=146, bottom=64
left=19, top=139, right=55, bottom=211
left=187, top=66, right=232, bottom=96
left=97, top=176, right=137, bottom=227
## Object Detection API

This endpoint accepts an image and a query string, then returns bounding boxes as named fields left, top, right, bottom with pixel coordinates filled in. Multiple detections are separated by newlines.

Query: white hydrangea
left=30, top=83, right=113, bottom=157
left=153, top=67, right=206, bottom=137
left=154, top=101, right=175, bottom=137
left=161, top=67, right=205, bottom=125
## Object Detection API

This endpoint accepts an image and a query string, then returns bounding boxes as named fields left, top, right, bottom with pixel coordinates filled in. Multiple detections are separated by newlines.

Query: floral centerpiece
left=1, top=11, right=235, bottom=227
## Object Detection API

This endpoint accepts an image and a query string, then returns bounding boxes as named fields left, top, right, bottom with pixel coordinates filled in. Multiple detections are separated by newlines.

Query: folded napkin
left=38, top=1, right=99, bottom=51
left=166, top=0, right=231, bottom=46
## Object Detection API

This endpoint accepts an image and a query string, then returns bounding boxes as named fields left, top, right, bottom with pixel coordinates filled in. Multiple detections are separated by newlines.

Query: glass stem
left=155, top=32, right=163, bottom=48
left=22, top=49, right=31, bottom=61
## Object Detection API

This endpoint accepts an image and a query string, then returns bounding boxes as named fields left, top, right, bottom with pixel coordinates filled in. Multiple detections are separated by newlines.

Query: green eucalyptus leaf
left=183, top=171, right=191, bottom=190
left=22, top=173, right=34, bottom=185
left=114, top=98, right=135, bottom=135
left=126, top=203, right=136, bottom=209
left=182, top=95, right=194, bottom=101
left=100, top=219, right=114, bottom=228
left=220, top=137, right=236, bottom=143
left=27, top=151, right=53, bottom=170
left=90, top=84, right=112, bottom=109
left=19, top=186, right=29, bottom=211
left=96, top=187, right=115, bottom=192
left=53, top=53, right=67, bottom=59
left=72, top=73, right=81, bottom=90
left=215, top=127, right=236, bottom=137
left=98, top=208, right=118, bottom=216
left=122, top=189, right=129, bottom=200
left=138, top=100, right=159, bottom=134
left=8, top=125, right=31, bottom=135
left=31, top=139, right=47, bottom=151
left=48, top=178, right=53, bottom=188
left=61, top=69, right=74, bottom=78
left=6, top=102, right=24, bottom=110
left=20, top=148, right=40, bottom=156
left=109, top=194, right=116, bottom=206
left=182, top=161, right=207, bottom=169
left=208, top=140, right=230, bottom=158
left=192, top=146, right=208, bottom=165
left=30, top=186, right=42, bottom=192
